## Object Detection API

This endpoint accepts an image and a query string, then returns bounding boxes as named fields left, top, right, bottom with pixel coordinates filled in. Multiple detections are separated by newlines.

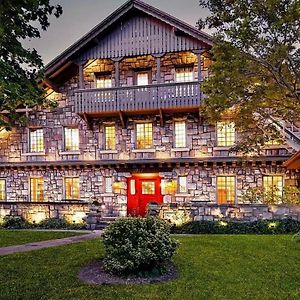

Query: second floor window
left=263, top=175, right=283, bottom=200
left=65, top=177, right=80, bottom=200
left=217, top=176, right=236, bottom=205
left=0, top=179, right=6, bottom=201
left=136, top=71, right=150, bottom=86
left=95, top=73, right=112, bottom=89
left=64, top=128, right=79, bottom=151
left=105, top=125, right=116, bottom=150
left=30, top=177, right=44, bottom=202
left=174, top=121, right=187, bottom=148
left=105, top=177, right=113, bottom=193
left=29, top=128, right=44, bottom=152
left=216, top=121, right=236, bottom=147
left=136, top=123, right=153, bottom=149
left=175, top=66, right=194, bottom=82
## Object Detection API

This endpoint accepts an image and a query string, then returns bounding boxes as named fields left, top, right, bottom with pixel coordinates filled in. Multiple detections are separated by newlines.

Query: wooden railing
left=75, top=81, right=201, bottom=114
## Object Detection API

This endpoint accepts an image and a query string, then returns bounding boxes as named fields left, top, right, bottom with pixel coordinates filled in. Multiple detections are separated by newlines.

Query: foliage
left=172, top=219, right=300, bottom=234
left=199, top=0, right=300, bottom=151
left=293, top=231, right=300, bottom=242
left=0, top=0, right=62, bottom=128
left=2, top=216, right=32, bottom=229
left=102, top=217, right=179, bottom=276
left=241, top=186, right=300, bottom=204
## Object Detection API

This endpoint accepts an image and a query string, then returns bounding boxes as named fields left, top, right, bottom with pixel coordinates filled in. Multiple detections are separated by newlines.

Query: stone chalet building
left=0, top=0, right=300, bottom=227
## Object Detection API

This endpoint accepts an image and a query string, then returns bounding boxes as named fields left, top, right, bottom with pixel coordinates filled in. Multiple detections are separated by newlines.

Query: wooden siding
left=78, top=15, right=205, bottom=61
left=75, top=82, right=201, bottom=114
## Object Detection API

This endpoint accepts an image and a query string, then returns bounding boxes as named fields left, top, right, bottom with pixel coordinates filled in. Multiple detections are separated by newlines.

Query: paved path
left=0, top=231, right=102, bottom=256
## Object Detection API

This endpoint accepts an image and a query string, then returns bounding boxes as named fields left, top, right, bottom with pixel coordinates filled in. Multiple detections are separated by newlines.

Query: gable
left=78, top=13, right=208, bottom=61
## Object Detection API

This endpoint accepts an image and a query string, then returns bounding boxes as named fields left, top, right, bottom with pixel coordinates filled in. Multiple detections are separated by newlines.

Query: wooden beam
left=115, top=61, right=120, bottom=87
left=78, top=61, right=84, bottom=89
left=159, top=109, right=164, bottom=127
left=119, top=111, right=126, bottom=128
left=82, top=113, right=93, bottom=130
left=156, top=57, right=161, bottom=84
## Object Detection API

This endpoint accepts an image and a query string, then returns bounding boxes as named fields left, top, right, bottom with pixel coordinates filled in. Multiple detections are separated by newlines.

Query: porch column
left=197, top=52, right=203, bottom=82
left=153, top=53, right=164, bottom=84
left=78, top=61, right=85, bottom=89
left=112, top=57, right=123, bottom=87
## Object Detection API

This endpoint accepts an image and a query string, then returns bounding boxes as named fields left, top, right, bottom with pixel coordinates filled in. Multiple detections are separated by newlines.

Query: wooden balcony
left=74, top=81, right=201, bottom=117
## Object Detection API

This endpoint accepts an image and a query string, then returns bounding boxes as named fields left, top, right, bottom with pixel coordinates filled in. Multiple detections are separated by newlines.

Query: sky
left=23, top=0, right=210, bottom=65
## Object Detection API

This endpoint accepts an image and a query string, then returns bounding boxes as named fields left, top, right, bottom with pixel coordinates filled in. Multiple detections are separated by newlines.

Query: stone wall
left=159, top=203, right=300, bottom=223
left=0, top=202, right=89, bottom=224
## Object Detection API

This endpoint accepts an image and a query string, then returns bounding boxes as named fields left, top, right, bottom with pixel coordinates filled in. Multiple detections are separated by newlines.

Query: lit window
left=217, top=176, right=236, bottom=204
left=29, top=128, right=44, bottom=152
left=30, top=177, right=44, bottom=202
left=105, top=177, right=113, bottom=193
left=65, top=177, right=80, bottom=200
left=216, top=122, right=236, bottom=146
left=136, top=72, right=149, bottom=86
left=175, top=67, right=194, bottom=82
left=0, top=179, right=6, bottom=201
left=105, top=125, right=116, bottom=150
left=64, top=128, right=79, bottom=151
left=265, top=139, right=281, bottom=146
left=263, top=175, right=283, bottom=199
left=95, top=73, right=112, bottom=89
left=174, top=121, right=186, bottom=148
left=178, top=176, right=188, bottom=193
left=136, top=123, right=153, bottom=149
left=142, top=181, right=155, bottom=195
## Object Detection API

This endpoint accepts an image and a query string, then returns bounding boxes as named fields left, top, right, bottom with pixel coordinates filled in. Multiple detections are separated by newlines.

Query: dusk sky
left=24, top=0, right=210, bottom=65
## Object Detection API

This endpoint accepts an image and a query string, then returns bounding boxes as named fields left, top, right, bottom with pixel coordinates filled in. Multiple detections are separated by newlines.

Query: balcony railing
left=75, top=81, right=201, bottom=114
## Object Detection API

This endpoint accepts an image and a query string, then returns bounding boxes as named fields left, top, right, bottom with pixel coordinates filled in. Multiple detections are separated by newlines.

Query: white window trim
left=216, top=175, right=237, bottom=205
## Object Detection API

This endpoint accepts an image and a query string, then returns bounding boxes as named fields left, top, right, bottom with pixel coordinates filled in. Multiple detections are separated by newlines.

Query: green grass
left=0, top=235, right=299, bottom=300
left=0, top=230, right=84, bottom=247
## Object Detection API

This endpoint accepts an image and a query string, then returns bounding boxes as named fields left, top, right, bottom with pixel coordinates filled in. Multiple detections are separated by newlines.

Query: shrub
left=2, top=216, right=31, bottom=229
left=171, top=219, right=300, bottom=235
left=103, top=217, right=179, bottom=276
left=38, top=217, right=86, bottom=230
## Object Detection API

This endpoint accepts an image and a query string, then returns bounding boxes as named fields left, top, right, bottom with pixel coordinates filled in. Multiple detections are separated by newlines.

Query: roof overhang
left=284, top=151, right=300, bottom=170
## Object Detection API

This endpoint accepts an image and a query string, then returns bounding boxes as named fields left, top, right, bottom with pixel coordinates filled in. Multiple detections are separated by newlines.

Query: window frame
left=135, top=122, right=153, bottom=149
left=174, top=120, right=187, bottom=148
left=94, top=72, right=112, bottom=89
left=0, top=178, right=6, bottom=201
left=64, top=177, right=80, bottom=200
left=177, top=176, right=188, bottom=194
left=104, top=177, right=113, bottom=194
left=263, top=175, right=284, bottom=200
left=104, top=124, right=116, bottom=151
left=216, top=121, right=236, bottom=147
left=216, top=175, right=236, bottom=205
left=64, top=127, right=80, bottom=152
left=28, top=127, right=44, bottom=153
left=29, top=177, right=44, bottom=202
left=134, top=69, right=152, bottom=86
left=175, top=65, right=194, bottom=83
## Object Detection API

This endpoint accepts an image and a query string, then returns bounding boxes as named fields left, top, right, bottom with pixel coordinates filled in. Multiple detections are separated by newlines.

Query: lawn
left=0, top=235, right=299, bottom=300
left=0, top=230, right=84, bottom=247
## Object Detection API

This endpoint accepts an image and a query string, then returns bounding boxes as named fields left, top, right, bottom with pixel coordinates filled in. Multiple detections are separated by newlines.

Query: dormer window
left=175, top=66, right=194, bottom=82
left=95, top=73, right=112, bottom=89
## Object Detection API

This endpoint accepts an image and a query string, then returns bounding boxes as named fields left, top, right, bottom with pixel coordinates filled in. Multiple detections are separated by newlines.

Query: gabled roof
left=45, top=0, right=213, bottom=79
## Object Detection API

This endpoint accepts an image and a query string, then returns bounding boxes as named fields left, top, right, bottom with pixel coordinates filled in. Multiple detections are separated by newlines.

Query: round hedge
left=102, top=217, right=179, bottom=276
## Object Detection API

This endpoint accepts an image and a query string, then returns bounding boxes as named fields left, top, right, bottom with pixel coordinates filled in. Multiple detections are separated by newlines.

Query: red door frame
left=127, top=174, right=163, bottom=217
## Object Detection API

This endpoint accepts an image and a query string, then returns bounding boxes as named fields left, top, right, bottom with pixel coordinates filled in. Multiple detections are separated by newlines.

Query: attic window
left=95, top=73, right=112, bottom=89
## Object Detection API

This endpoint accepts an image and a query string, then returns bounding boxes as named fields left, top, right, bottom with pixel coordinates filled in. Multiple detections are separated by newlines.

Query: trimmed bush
left=171, top=219, right=300, bottom=235
left=103, top=217, right=179, bottom=276
left=2, top=216, right=32, bottom=229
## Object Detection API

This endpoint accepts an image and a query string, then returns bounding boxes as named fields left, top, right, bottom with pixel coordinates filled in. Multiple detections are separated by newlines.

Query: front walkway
left=0, top=230, right=102, bottom=256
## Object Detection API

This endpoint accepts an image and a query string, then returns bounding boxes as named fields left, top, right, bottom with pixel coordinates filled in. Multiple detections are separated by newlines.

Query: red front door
left=127, top=174, right=163, bottom=217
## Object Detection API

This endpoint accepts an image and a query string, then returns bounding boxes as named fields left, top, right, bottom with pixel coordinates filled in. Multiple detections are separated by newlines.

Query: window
left=0, top=179, right=6, bottom=201
left=29, top=128, right=44, bottom=152
left=217, top=176, right=236, bottom=204
left=64, top=128, right=79, bottom=151
left=136, top=123, right=153, bottom=149
left=216, top=122, right=236, bottom=146
left=136, top=71, right=150, bottom=86
left=95, top=73, right=112, bottom=89
left=30, top=177, right=44, bottom=202
left=105, top=177, right=113, bottom=193
left=178, top=176, right=188, bottom=193
left=65, top=177, right=80, bottom=200
left=175, top=66, right=194, bottom=83
left=104, top=125, right=116, bottom=150
left=174, top=121, right=186, bottom=148
left=263, top=175, right=283, bottom=199
left=141, top=181, right=155, bottom=195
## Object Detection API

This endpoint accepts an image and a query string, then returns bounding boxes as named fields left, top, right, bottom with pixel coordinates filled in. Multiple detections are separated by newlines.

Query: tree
left=198, top=0, right=300, bottom=152
left=0, top=0, right=62, bottom=129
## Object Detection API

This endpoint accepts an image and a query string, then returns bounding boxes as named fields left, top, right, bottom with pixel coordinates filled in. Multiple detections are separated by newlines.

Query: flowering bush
left=102, top=217, right=179, bottom=276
